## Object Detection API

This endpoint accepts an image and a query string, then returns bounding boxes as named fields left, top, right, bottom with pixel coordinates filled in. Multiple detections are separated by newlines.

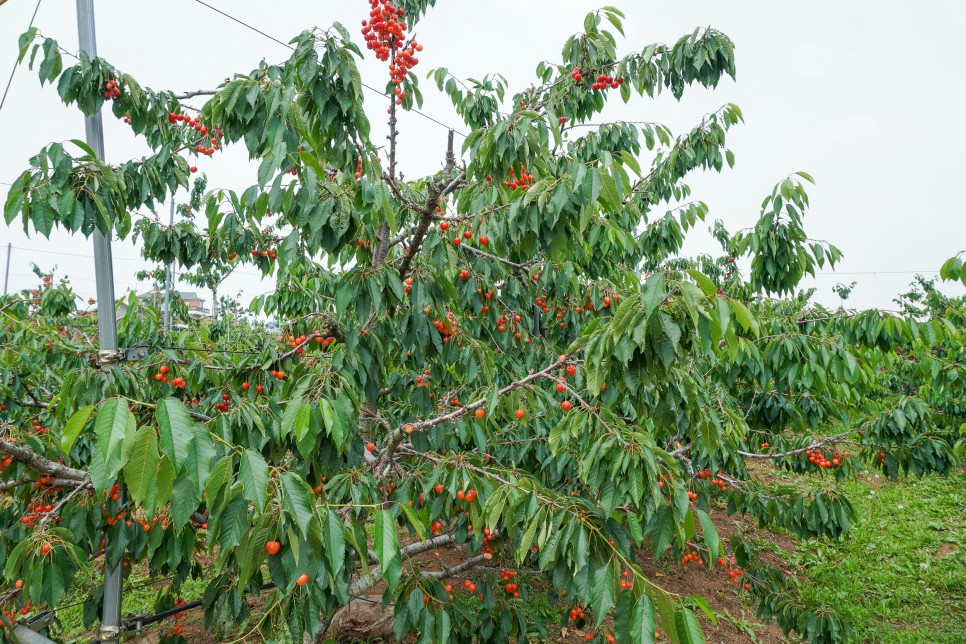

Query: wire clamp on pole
left=96, top=347, right=148, bottom=365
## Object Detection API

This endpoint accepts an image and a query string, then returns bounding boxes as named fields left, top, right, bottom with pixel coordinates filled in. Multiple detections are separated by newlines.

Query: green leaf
left=730, top=299, right=758, bottom=334
left=280, top=472, right=316, bottom=538
left=589, top=562, right=615, bottom=624
left=156, top=398, right=194, bottom=471
left=95, top=398, right=131, bottom=466
left=322, top=396, right=346, bottom=452
left=280, top=394, right=304, bottom=440
left=642, top=273, right=666, bottom=317
left=205, top=455, right=234, bottom=509
left=649, top=506, right=674, bottom=559
left=41, top=564, right=66, bottom=606
left=239, top=449, right=269, bottom=510
left=674, top=607, right=705, bottom=644
left=434, top=609, right=451, bottom=644
left=686, top=269, right=716, bottom=298
left=599, top=172, right=622, bottom=212
left=123, top=427, right=159, bottom=508
left=170, top=473, right=198, bottom=534
left=185, top=431, right=215, bottom=492
left=322, top=510, right=346, bottom=579
left=630, top=594, right=657, bottom=644
left=696, top=510, right=721, bottom=563
left=61, top=405, right=94, bottom=458
left=399, top=501, right=427, bottom=541
left=374, top=509, right=402, bottom=591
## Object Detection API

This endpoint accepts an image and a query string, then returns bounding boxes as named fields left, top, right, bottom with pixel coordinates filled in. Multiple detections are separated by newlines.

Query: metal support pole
left=163, top=200, right=174, bottom=332
left=3, top=243, right=10, bottom=295
left=75, top=0, right=123, bottom=641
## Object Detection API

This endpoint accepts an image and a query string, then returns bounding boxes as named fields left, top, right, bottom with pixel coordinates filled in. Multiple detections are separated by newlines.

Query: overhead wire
left=190, top=0, right=467, bottom=137
left=0, top=0, right=42, bottom=115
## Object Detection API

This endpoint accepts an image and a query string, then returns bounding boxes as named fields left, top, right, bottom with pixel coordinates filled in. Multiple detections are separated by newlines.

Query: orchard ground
left=47, top=463, right=964, bottom=644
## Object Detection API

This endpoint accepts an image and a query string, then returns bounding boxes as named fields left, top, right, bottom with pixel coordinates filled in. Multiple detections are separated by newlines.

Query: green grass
left=769, top=467, right=966, bottom=643
left=49, top=565, right=214, bottom=643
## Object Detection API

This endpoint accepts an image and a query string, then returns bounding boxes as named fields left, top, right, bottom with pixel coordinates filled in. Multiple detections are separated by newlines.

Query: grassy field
left=765, top=466, right=966, bottom=643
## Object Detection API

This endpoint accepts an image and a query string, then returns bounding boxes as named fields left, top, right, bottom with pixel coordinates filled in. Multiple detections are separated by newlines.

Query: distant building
left=111, top=290, right=210, bottom=320
left=178, top=291, right=211, bottom=320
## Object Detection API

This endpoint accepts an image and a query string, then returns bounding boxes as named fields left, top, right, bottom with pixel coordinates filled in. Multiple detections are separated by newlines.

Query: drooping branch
left=736, top=429, right=856, bottom=460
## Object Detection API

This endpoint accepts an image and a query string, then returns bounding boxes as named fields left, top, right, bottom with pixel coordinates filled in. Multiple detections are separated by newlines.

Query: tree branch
left=736, top=430, right=856, bottom=460
left=374, top=354, right=568, bottom=474
left=396, top=130, right=464, bottom=280
left=174, top=89, right=217, bottom=100
left=0, top=438, right=89, bottom=481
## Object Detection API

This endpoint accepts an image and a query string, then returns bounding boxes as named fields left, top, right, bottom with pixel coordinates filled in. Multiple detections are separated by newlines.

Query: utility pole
left=163, top=200, right=174, bottom=332
left=2, top=243, right=10, bottom=296
left=75, top=0, right=123, bottom=641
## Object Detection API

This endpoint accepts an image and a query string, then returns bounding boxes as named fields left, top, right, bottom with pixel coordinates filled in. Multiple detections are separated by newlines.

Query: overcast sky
left=1, top=0, right=963, bottom=312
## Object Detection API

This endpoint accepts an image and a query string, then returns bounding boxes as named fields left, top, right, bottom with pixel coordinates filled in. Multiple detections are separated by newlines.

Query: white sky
left=1, top=0, right=964, bottom=312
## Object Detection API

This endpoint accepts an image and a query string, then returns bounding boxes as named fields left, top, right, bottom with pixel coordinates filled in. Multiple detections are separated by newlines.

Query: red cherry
left=296, top=573, right=309, bottom=586
left=515, top=409, right=525, bottom=419
left=265, top=541, right=280, bottom=555
left=561, top=400, right=572, bottom=411
left=366, top=442, right=376, bottom=452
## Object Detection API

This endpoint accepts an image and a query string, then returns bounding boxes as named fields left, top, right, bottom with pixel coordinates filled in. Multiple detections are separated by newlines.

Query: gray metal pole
left=3, top=243, right=10, bottom=295
left=163, top=200, right=174, bottom=332
left=75, top=1, right=123, bottom=641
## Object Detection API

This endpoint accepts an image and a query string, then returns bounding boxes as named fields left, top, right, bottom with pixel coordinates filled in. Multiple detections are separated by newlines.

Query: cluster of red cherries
left=499, top=569, right=520, bottom=597
left=153, top=364, right=186, bottom=388
left=361, top=0, right=423, bottom=105
left=251, top=247, right=278, bottom=261
left=17, top=501, right=60, bottom=529
left=26, top=418, right=48, bottom=436
left=103, top=79, right=121, bottom=100
left=167, top=112, right=222, bottom=157
left=696, top=469, right=729, bottom=490
left=212, top=393, right=232, bottom=413
left=170, top=599, right=188, bottom=637
left=504, top=164, right=534, bottom=191
left=806, top=448, right=848, bottom=468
